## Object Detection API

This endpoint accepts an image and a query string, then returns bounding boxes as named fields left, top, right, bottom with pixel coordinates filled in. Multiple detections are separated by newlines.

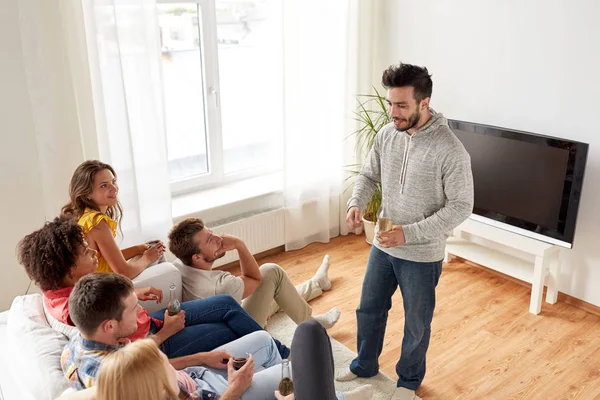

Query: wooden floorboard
left=229, top=234, right=600, bottom=399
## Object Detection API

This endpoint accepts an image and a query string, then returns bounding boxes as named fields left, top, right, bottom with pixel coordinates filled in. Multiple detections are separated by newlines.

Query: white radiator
left=211, top=209, right=285, bottom=268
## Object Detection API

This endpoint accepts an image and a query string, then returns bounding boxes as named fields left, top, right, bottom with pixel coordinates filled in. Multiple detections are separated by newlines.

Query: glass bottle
left=278, top=359, right=294, bottom=396
left=378, top=200, right=393, bottom=232
left=167, top=283, right=181, bottom=316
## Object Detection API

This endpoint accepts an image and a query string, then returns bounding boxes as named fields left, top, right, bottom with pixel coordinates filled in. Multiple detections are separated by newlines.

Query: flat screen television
left=449, top=119, right=588, bottom=249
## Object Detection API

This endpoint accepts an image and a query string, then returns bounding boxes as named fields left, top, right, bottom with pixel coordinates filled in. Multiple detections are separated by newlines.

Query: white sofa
left=0, top=262, right=181, bottom=400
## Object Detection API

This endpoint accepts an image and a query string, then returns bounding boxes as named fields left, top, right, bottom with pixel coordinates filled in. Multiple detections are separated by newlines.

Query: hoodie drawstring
left=399, top=135, right=412, bottom=193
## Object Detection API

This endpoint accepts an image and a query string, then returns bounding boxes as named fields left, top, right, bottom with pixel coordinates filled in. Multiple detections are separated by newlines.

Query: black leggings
left=292, top=320, right=338, bottom=400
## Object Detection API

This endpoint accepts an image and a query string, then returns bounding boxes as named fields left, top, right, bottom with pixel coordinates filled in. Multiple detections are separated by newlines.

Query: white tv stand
left=445, top=218, right=561, bottom=315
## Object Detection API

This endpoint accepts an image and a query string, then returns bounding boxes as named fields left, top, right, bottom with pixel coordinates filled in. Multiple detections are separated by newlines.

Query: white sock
left=312, top=254, right=331, bottom=290
left=344, top=384, right=373, bottom=400
left=335, top=367, right=358, bottom=382
left=391, top=387, right=421, bottom=400
left=312, top=307, right=341, bottom=329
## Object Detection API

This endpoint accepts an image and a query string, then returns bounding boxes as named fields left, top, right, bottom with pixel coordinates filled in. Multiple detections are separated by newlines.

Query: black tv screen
left=449, top=120, right=588, bottom=248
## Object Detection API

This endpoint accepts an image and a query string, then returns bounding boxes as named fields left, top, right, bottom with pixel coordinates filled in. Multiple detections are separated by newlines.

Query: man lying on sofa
left=17, top=217, right=290, bottom=362
left=168, top=217, right=341, bottom=329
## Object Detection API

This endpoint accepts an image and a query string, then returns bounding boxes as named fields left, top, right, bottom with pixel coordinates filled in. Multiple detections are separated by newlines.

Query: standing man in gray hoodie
left=337, top=63, right=474, bottom=400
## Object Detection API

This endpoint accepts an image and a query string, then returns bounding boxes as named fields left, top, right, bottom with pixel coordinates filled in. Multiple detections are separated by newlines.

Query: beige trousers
left=241, top=263, right=323, bottom=327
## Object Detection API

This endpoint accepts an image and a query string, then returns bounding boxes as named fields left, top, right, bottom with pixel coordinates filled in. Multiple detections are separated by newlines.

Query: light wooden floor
left=231, top=234, right=600, bottom=400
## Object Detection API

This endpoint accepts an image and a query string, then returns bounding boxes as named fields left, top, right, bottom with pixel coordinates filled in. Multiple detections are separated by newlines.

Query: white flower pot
left=362, top=216, right=376, bottom=245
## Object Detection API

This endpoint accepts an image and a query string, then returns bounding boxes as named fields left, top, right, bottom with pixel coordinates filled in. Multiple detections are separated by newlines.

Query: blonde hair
left=97, top=339, right=179, bottom=400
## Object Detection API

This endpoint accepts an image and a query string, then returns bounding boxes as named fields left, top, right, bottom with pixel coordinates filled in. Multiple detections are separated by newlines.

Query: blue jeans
left=186, top=330, right=283, bottom=400
left=350, top=246, right=442, bottom=390
left=149, top=294, right=290, bottom=359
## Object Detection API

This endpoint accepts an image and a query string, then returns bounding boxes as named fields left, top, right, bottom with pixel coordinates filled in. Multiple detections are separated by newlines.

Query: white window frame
left=158, top=0, right=281, bottom=196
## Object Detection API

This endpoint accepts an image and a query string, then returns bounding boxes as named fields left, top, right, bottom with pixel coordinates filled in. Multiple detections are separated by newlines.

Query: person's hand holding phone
left=142, top=240, right=166, bottom=264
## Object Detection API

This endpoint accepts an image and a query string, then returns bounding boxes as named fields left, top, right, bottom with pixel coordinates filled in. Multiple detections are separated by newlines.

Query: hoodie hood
left=412, top=109, right=448, bottom=136
left=398, top=109, right=447, bottom=193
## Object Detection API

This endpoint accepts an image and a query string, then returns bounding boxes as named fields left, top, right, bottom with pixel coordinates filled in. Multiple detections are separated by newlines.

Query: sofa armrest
left=132, top=262, right=182, bottom=314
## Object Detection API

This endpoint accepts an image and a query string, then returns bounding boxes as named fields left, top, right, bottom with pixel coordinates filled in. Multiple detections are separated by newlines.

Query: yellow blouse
left=78, top=208, right=117, bottom=273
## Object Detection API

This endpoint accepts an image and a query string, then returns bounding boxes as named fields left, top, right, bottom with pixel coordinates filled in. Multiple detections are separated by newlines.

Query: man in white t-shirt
left=168, top=218, right=341, bottom=329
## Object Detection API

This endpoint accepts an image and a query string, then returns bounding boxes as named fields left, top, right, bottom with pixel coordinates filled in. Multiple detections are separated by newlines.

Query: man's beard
left=395, top=109, right=421, bottom=132
left=116, top=325, right=137, bottom=340
left=203, top=251, right=226, bottom=263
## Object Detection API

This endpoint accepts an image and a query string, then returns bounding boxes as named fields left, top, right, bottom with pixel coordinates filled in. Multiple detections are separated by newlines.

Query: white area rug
left=267, top=313, right=396, bottom=400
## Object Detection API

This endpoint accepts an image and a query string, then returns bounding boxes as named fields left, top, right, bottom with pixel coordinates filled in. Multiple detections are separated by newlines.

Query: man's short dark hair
left=69, top=273, right=134, bottom=336
left=381, top=62, right=433, bottom=103
left=168, top=218, right=205, bottom=266
left=17, top=217, right=86, bottom=291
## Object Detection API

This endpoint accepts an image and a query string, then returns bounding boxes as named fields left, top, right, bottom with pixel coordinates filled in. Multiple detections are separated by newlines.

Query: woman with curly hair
left=18, top=217, right=159, bottom=329
left=62, top=160, right=164, bottom=279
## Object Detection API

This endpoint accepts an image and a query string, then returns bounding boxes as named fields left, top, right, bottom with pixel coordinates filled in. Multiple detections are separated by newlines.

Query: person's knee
left=246, top=330, right=274, bottom=345
left=357, top=294, right=392, bottom=314
left=212, top=294, right=242, bottom=308
left=292, top=321, right=330, bottom=368
left=293, top=320, right=326, bottom=343
left=259, top=263, right=283, bottom=280
left=295, top=320, right=325, bottom=337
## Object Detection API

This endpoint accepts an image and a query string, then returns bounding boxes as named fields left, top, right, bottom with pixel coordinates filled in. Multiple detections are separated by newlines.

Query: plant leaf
left=346, top=90, right=390, bottom=213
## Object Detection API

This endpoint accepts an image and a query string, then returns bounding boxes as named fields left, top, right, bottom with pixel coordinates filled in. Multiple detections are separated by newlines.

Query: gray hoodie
left=348, top=109, right=474, bottom=262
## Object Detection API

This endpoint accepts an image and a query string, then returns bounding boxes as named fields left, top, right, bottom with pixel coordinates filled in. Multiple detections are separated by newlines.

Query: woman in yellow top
left=62, top=160, right=166, bottom=278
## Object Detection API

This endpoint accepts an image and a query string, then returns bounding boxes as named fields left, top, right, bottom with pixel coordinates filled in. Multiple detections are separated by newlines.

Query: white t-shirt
left=173, top=259, right=245, bottom=303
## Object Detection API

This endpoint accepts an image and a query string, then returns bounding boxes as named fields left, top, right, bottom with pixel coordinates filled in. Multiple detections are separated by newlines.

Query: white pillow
left=7, top=294, right=72, bottom=400
left=42, top=300, right=79, bottom=340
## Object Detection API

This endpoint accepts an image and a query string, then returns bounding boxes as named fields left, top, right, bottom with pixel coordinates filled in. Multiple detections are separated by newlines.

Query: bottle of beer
left=167, top=283, right=181, bottom=316
left=278, top=359, right=294, bottom=396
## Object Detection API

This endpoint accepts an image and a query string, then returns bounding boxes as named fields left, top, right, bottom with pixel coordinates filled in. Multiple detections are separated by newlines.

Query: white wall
left=0, top=0, right=46, bottom=309
left=0, top=0, right=92, bottom=310
left=380, top=0, right=600, bottom=306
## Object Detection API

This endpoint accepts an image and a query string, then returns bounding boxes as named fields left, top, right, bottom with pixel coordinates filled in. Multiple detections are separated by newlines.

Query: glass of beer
left=378, top=217, right=393, bottom=232
left=233, top=357, right=247, bottom=370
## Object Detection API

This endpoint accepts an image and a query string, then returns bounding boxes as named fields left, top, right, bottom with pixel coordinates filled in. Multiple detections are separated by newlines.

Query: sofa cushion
left=7, top=294, right=71, bottom=400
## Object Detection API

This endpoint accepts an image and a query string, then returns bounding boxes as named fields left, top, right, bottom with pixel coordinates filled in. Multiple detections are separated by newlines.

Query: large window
left=157, top=0, right=283, bottom=193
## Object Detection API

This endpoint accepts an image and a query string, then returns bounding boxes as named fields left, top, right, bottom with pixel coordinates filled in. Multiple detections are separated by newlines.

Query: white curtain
left=282, top=1, right=349, bottom=250
left=342, top=0, right=386, bottom=238
left=82, top=0, right=173, bottom=247
left=282, top=0, right=380, bottom=250
left=14, top=0, right=98, bottom=219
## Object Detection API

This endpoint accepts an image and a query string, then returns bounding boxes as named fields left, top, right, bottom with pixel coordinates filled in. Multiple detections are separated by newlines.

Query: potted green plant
left=346, top=88, right=390, bottom=244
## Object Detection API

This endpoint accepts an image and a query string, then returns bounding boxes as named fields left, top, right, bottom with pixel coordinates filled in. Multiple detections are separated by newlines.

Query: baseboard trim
left=451, top=256, right=600, bottom=318
left=215, top=245, right=286, bottom=271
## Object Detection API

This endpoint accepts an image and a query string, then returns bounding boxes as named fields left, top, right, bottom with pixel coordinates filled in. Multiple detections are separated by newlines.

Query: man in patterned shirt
left=61, top=273, right=289, bottom=399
